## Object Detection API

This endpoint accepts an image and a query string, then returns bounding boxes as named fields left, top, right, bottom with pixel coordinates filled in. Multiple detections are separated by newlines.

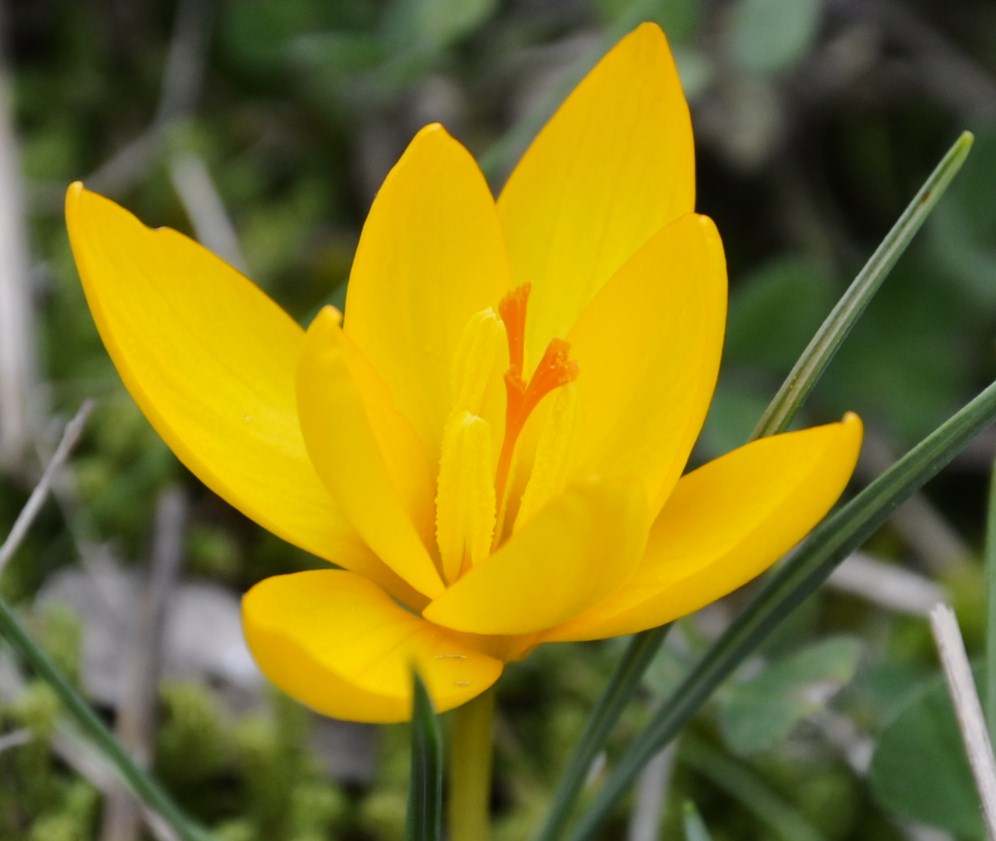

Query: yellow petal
left=297, top=307, right=444, bottom=600
left=65, top=183, right=386, bottom=581
left=344, top=124, right=512, bottom=459
left=497, top=23, right=694, bottom=366
left=423, top=478, right=648, bottom=635
left=243, top=570, right=503, bottom=723
left=567, top=214, right=726, bottom=511
left=544, top=415, right=863, bottom=642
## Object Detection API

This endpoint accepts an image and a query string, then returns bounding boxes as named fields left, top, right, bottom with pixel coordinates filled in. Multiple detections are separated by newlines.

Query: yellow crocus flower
left=66, top=23, right=861, bottom=723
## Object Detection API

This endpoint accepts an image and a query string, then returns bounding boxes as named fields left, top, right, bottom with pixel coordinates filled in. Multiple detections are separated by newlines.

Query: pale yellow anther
left=516, top=384, right=579, bottom=529
left=450, top=308, right=505, bottom=414
left=435, top=410, right=497, bottom=583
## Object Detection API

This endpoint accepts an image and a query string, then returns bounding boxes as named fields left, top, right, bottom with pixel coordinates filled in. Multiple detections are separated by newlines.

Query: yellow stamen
left=435, top=411, right=496, bottom=582
left=451, top=308, right=504, bottom=414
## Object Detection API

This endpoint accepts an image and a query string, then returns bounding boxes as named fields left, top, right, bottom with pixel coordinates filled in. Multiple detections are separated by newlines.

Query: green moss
left=155, top=682, right=234, bottom=820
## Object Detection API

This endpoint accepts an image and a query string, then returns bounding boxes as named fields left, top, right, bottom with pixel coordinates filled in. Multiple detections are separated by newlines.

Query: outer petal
left=566, top=214, right=726, bottom=511
left=544, top=415, right=863, bottom=642
left=243, top=571, right=503, bottom=723
left=297, top=307, right=444, bottom=600
left=423, top=478, right=648, bottom=635
left=343, top=124, right=512, bottom=459
left=65, top=183, right=384, bottom=580
left=497, top=23, right=694, bottom=365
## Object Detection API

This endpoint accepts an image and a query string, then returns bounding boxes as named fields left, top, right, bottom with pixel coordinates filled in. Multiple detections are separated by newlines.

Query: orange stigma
left=494, top=285, right=579, bottom=514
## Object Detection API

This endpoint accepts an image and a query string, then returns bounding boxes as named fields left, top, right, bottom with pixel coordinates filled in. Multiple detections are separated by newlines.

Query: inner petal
left=437, top=284, right=581, bottom=568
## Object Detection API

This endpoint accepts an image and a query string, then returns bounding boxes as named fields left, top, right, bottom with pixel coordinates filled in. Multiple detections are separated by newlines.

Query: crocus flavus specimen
left=66, top=24, right=861, bottom=723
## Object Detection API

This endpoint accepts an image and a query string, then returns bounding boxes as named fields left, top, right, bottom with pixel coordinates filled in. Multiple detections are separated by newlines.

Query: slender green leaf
left=565, top=376, right=996, bottom=841
left=751, top=131, right=974, bottom=440
left=531, top=625, right=670, bottom=841
left=0, top=594, right=218, bottom=841
left=407, top=672, right=443, bottom=841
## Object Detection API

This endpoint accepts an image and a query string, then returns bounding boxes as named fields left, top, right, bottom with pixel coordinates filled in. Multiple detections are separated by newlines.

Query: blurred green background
left=1, top=0, right=995, bottom=839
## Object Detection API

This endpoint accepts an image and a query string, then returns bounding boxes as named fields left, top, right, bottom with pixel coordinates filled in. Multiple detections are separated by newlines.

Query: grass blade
left=406, top=671, right=443, bottom=841
left=0, top=593, right=217, bottom=841
left=751, top=131, right=974, bottom=440
left=566, top=376, right=996, bottom=841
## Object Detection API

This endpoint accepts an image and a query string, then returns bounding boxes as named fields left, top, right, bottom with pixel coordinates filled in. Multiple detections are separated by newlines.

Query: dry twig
left=0, top=401, right=94, bottom=578
left=0, top=2, right=38, bottom=471
left=929, top=604, right=996, bottom=840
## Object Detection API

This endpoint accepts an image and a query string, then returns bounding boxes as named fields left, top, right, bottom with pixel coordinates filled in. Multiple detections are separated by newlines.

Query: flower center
left=494, top=284, right=579, bottom=521
left=434, top=284, right=578, bottom=583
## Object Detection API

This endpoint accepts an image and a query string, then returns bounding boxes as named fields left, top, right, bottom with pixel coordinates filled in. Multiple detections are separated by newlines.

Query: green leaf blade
left=406, top=672, right=443, bottom=841
left=751, top=131, right=975, bottom=441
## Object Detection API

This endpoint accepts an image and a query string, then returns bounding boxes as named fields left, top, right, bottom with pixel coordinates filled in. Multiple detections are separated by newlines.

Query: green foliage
left=726, top=0, right=821, bottom=75
left=383, top=0, right=497, bottom=55
left=869, top=668, right=984, bottom=837
left=406, top=673, right=443, bottom=841
left=156, top=682, right=233, bottom=814
left=719, top=637, right=863, bottom=756
left=724, top=257, right=839, bottom=376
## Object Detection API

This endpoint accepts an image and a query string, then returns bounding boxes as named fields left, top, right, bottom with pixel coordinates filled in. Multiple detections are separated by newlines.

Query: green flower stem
left=449, top=686, right=496, bottom=841
left=986, top=457, right=996, bottom=741
left=566, top=376, right=996, bottom=841
left=0, top=593, right=217, bottom=841
left=531, top=625, right=670, bottom=841
left=751, top=131, right=974, bottom=440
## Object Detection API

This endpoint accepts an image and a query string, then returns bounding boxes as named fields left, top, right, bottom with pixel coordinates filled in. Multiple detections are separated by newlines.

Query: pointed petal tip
left=65, top=181, right=92, bottom=228
left=416, top=121, right=448, bottom=136
left=311, top=304, right=343, bottom=331
left=66, top=180, right=84, bottom=203
left=619, top=21, right=675, bottom=62
left=632, top=21, right=665, bottom=42
left=835, top=411, right=864, bottom=454
left=409, top=121, right=455, bottom=151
